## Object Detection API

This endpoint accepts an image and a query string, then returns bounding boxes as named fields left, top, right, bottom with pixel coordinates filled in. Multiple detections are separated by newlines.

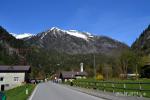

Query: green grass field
left=4, top=84, right=36, bottom=100
left=71, top=78, right=150, bottom=98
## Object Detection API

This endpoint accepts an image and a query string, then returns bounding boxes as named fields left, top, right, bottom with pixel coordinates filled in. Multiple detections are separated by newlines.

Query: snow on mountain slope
left=67, top=30, right=90, bottom=40
left=40, top=32, right=48, bottom=39
left=10, top=33, right=34, bottom=39
left=40, top=27, right=94, bottom=41
left=25, top=27, right=129, bottom=55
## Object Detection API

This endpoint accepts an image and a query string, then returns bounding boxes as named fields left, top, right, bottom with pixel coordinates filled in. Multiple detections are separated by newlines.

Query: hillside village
left=0, top=25, right=150, bottom=86
left=0, top=25, right=150, bottom=99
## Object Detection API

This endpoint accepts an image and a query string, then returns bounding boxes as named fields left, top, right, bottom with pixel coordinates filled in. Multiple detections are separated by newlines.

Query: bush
left=96, top=74, right=104, bottom=80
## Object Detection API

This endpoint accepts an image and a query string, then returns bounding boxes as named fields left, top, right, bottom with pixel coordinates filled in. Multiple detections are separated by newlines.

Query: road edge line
left=28, top=85, right=38, bottom=100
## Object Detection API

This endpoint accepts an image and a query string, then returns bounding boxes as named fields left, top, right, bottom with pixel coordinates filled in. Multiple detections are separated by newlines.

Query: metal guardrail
left=72, top=80, right=150, bottom=97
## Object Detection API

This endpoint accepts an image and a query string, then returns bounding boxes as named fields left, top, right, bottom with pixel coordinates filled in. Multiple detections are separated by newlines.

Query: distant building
left=0, top=65, right=31, bottom=91
left=120, top=73, right=139, bottom=79
left=75, top=71, right=88, bottom=79
left=59, top=63, right=87, bottom=82
left=60, top=71, right=87, bottom=82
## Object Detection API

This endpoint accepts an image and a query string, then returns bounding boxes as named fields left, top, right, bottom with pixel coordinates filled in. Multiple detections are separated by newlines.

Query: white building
left=0, top=65, right=30, bottom=91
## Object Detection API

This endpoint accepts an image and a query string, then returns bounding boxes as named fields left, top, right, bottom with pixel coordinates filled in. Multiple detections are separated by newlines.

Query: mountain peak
left=43, top=27, right=94, bottom=41
left=50, top=27, right=61, bottom=31
left=21, top=26, right=129, bottom=55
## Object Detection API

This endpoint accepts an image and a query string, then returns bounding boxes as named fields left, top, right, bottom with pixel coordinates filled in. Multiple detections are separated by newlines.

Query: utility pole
left=93, top=54, right=96, bottom=79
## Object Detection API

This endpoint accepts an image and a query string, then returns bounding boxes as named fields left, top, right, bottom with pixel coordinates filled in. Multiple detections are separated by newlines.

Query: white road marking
left=28, top=85, right=38, bottom=100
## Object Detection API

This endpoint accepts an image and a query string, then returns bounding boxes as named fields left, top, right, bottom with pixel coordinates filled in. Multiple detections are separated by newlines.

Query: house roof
left=61, top=71, right=87, bottom=79
left=0, top=65, right=30, bottom=72
left=75, top=71, right=87, bottom=76
left=61, top=71, right=75, bottom=79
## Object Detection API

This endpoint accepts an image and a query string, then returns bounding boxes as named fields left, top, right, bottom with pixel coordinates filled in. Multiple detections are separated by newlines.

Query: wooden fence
left=72, top=80, right=150, bottom=97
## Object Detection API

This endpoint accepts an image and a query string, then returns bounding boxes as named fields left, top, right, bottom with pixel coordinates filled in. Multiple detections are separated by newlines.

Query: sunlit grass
left=71, top=78, right=150, bottom=98
left=4, top=84, right=36, bottom=100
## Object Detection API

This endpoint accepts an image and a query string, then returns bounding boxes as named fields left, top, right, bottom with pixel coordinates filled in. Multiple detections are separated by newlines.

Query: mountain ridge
left=24, top=27, right=129, bottom=56
left=132, top=25, right=150, bottom=55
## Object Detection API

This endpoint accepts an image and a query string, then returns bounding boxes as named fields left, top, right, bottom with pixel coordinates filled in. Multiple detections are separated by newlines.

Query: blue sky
left=0, top=0, right=150, bottom=46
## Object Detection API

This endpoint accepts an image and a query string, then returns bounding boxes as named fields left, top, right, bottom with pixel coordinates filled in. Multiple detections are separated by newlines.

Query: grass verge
left=4, top=84, right=36, bottom=100
left=68, top=78, right=150, bottom=98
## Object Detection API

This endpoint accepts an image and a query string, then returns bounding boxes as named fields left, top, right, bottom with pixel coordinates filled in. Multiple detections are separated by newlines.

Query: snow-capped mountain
left=25, top=27, right=129, bottom=55
left=10, top=33, right=34, bottom=39
left=38, top=27, right=93, bottom=41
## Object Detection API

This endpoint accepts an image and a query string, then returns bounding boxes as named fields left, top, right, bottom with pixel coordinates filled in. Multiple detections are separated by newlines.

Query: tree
left=102, top=64, right=112, bottom=80
left=119, top=50, right=141, bottom=79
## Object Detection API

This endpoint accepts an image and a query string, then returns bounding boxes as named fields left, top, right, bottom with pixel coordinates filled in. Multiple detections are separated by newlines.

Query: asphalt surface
left=29, top=82, right=105, bottom=100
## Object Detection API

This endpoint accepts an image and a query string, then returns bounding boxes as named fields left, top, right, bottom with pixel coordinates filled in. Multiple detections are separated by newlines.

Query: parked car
left=29, top=79, right=37, bottom=84
left=0, top=92, right=6, bottom=100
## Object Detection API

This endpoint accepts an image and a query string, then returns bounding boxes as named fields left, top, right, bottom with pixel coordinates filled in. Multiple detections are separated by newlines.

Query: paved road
left=30, top=82, right=105, bottom=100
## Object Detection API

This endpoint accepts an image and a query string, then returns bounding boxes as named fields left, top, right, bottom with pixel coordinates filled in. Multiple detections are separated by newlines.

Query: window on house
left=14, top=77, right=19, bottom=82
left=5, top=84, right=9, bottom=87
left=0, top=77, right=4, bottom=81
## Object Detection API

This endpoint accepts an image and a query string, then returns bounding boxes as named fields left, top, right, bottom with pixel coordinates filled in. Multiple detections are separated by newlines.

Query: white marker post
left=26, top=88, right=28, bottom=95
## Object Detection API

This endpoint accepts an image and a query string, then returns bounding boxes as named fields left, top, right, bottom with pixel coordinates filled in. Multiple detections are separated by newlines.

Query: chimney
left=80, top=63, right=84, bottom=72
